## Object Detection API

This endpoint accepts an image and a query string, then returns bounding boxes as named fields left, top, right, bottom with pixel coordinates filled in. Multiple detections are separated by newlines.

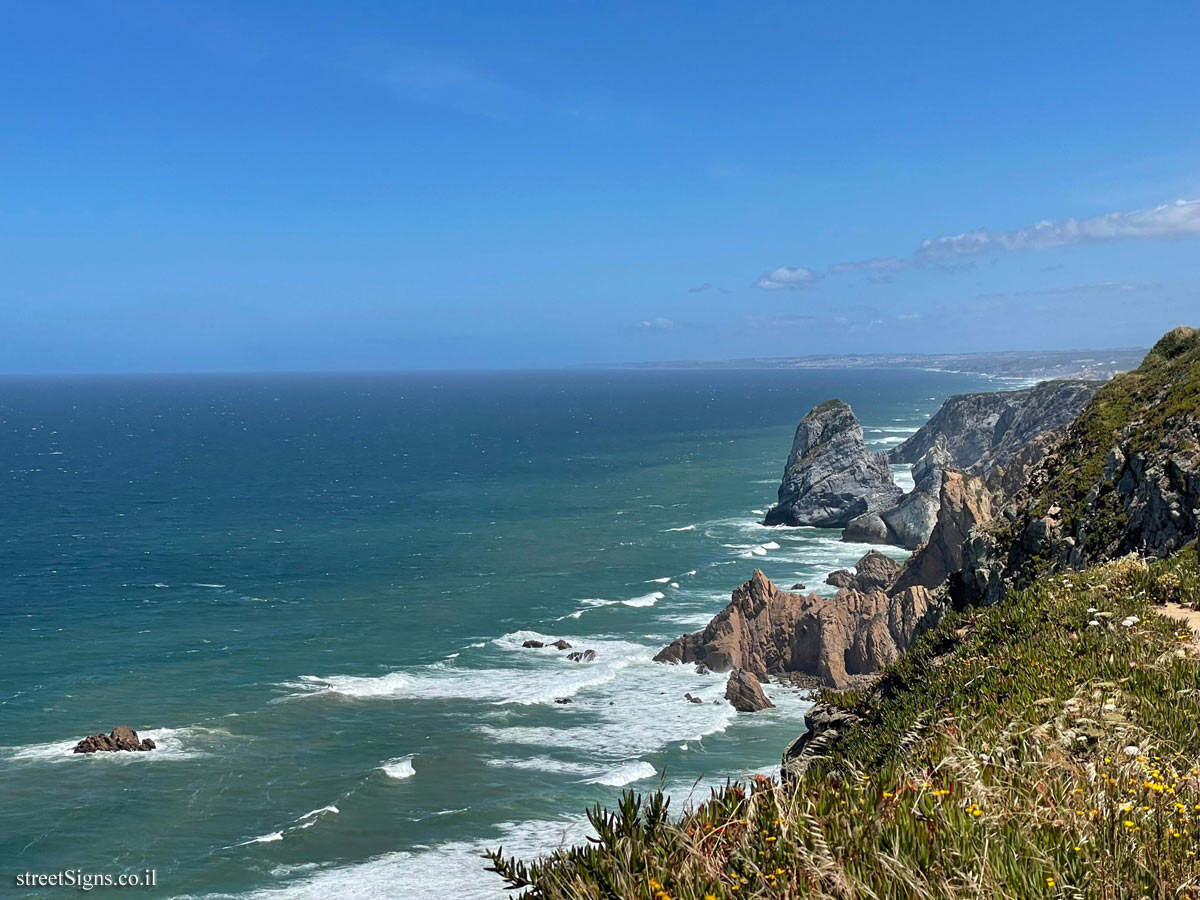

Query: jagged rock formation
left=73, top=726, right=156, bottom=754
left=887, top=380, right=1100, bottom=472
left=893, top=470, right=995, bottom=592
left=725, top=669, right=774, bottom=712
left=878, top=440, right=953, bottom=549
left=763, top=400, right=902, bottom=528
left=837, top=382, right=1095, bottom=550
left=963, top=327, right=1200, bottom=602
left=825, top=550, right=902, bottom=592
left=654, top=569, right=937, bottom=689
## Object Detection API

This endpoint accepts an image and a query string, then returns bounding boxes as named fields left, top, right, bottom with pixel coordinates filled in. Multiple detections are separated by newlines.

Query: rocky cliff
left=654, top=568, right=936, bottom=689
left=963, top=327, right=1200, bottom=603
left=887, top=379, right=1100, bottom=472
left=762, top=400, right=902, bottom=528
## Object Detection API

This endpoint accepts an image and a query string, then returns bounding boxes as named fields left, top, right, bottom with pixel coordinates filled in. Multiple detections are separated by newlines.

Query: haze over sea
left=2, top=367, right=1009, bottom=898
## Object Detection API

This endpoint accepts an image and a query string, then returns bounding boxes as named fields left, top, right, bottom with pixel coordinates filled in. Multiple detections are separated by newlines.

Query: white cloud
left=914, top=199, right=1200, bottom=259
left=754, top=266, right=821, bottom=291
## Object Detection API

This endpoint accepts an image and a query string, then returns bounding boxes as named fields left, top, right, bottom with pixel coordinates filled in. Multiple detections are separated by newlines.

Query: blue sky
left=2, top=1, right=1198, bottom=373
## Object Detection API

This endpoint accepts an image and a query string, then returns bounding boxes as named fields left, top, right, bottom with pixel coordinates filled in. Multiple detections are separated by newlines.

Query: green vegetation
left=488, top=551, right=1200, bottom=899
left=1014, top=327, right=1200, bottom=566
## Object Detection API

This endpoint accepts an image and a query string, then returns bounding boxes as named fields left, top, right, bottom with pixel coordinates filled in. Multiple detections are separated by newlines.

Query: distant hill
left=613, top=347, right=1148, bottom=381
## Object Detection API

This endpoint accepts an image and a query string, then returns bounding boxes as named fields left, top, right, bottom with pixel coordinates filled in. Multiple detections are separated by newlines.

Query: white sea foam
left=761, top=541, right=780, bottom=550
left=239, top=831, right=284, bottom=846
left=622, top=591, right=663, bottom=608
left=750, top=509, right=765, bottom=515
left=3, top=726, right=219, bottom=763
left=485, top=756, right=594, bottom=776
left=669, top=582, right=680, bottom=589
left=750, top=546, right=767, bottom=556
left=298, top=805, right=340, bottom=821
left=289, top=633, right=647, bottom=706
left=379, top=756, right=416, bottom=780
left=586, top=760, right=658, bottom=787
left=664, top=524, right=695, bottom=532
left=211, top=818, right=592, bottom=900
left=647, top=577, right=671, bottom=583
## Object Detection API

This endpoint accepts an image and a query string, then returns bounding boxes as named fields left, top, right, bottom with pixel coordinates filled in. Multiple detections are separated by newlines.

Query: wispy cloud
left=688, top=282, right=712, bottom=293
left=754, top=266, right=821, bottom=291
left=913, top=200, right=1200, bottom=260
left=763, top=199, right=1200, bottom=290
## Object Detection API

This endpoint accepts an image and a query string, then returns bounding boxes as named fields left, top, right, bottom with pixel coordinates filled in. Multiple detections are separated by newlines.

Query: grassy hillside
left=488, top=550, right=1200, bottom=899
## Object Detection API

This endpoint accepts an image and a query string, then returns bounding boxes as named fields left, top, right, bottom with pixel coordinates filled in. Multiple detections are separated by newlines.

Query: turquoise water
left=0, top=368, right=999, bottom=898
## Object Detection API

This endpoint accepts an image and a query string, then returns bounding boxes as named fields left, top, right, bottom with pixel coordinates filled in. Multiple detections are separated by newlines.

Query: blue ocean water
left=0, top=368, right=1001, bottom=898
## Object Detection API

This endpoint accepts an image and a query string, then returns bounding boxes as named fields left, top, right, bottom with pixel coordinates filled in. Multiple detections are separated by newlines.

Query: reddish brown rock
left=654, top=570, right=935, bottom=689
left=894, top=469, right=994, bottom=592
left=725, top=669, right=774, bottom=712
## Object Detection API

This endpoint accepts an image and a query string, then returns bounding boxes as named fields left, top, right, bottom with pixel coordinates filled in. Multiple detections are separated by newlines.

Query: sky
left=2, top=1, right=1198, bottom=373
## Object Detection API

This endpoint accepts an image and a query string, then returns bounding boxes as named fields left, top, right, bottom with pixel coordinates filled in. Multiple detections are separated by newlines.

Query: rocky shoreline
left=654, top=339, right=1196, bottom=712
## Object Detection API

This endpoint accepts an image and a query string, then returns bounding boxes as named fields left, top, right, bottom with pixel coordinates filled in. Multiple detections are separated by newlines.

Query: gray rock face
left=887, top=380, right=1099, bottom=471
left=725, top=669, right=774, bottom=712
left=781, top=703, right=860, bottom=781
left=764, top=400, right=902, bottom=528
left=862, top=383, right=1095, bottom=550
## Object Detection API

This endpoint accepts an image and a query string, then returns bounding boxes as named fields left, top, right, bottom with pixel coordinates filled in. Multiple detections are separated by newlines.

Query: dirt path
left=1157, top=602, right=1200, bottom=647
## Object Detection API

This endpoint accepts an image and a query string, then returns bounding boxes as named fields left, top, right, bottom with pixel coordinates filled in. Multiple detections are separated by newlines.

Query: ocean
left=0, top=367, right=1005, bottom=898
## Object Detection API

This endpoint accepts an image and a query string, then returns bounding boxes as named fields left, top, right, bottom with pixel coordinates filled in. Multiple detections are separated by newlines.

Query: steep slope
left=965, top=327, right=1200, bottom=603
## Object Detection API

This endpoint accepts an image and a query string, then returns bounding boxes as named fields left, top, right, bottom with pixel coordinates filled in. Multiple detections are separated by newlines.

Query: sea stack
left=763, top=400, right=902, bottom=528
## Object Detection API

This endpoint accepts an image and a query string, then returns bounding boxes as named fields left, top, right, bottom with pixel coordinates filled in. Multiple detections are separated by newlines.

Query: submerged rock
left=73, top=726, right=155, bottom=754
left=725, top=669, right=774, bottom=712
left=763, top=400, right=902, bottom=528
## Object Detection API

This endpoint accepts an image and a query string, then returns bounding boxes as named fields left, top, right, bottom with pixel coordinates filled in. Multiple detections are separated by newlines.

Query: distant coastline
left=604, top=347, right=1147, bottom=382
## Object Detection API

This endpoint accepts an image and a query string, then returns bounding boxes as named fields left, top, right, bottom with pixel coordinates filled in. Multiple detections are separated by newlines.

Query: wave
left=663, top=524, right=695, bottom=532
left=287, top=633, right=648, bottom=706
left=238, top=831, right=284, bottom=846
left=485, top=755, right=594, bottom=776
left=379, top=756, right=416, bottom=780
left=298, top=805, right=340, bottom=821
left=585, top=760, right=658, bottom=787
left=647, top=577, right=671, bottom=583
left=622, top=591, right=663, bottom=608
left=761, top=541, right=780, bottom=550
left=209, top=819, right=593, bottom=900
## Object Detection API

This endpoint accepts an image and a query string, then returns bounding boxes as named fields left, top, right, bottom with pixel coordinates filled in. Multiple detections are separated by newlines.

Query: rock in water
left=654, top=569, right=936, bottom=689
left=763, top=400, right=902, bottom=528
left=73, top=726, right=156, bottom=754
left=566, top=649, right=596, bottom=662
left=725, top=669, right=774, bottom=712
left=551, top=639, right=572, bottom=650
left=521, top=639, right=545, bottom=649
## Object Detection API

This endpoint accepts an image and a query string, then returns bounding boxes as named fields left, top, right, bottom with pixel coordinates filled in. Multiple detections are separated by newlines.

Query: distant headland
left=605, top=347, right=1147, bottom=381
